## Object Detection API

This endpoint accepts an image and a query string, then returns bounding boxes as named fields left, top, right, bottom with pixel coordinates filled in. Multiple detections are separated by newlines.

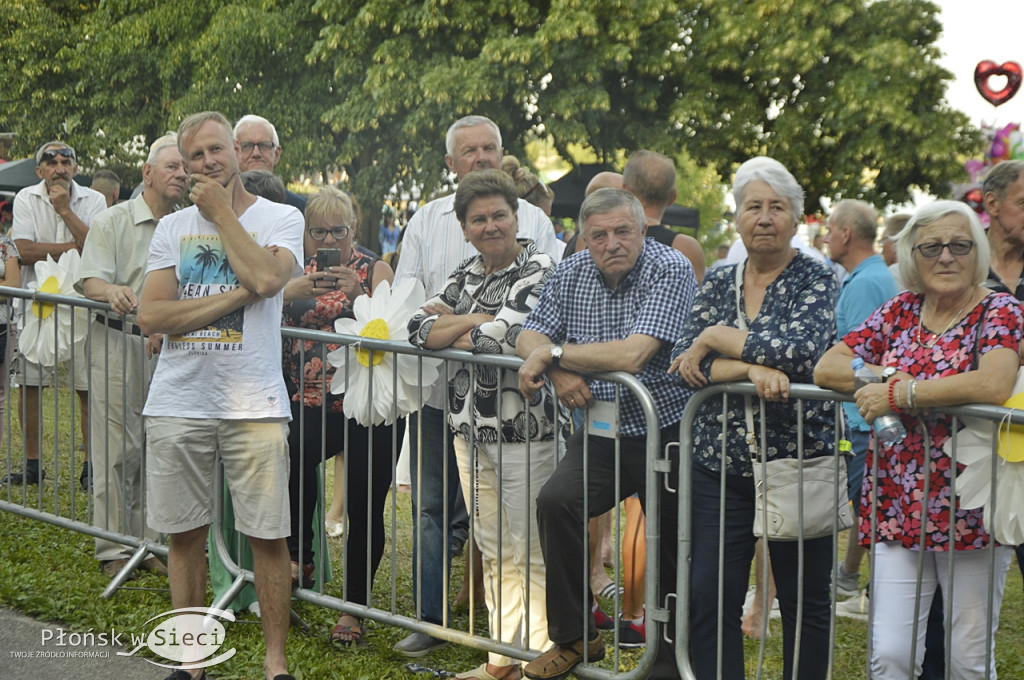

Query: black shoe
left=162, top=670, right=205, bottom=680
left=393, top=631, right=449, bottom=658
left=1, top=466, right=45, bottom=486
left=79, top=461, right=92, bottom=492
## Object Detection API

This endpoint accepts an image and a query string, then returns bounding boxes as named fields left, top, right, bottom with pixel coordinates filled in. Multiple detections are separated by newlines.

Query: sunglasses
left=39, top=148, right=76, bottom=163
left=913, top=240, right=975, bottom=258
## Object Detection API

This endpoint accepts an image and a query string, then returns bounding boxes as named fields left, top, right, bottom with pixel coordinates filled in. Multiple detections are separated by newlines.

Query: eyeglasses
left=308, top=226, right=350, bottom=241
left=913, top=239, right=975, bottom=258
left=239, top=141, right=276, bottom=154
left=39, top=148, right=75, bottom=163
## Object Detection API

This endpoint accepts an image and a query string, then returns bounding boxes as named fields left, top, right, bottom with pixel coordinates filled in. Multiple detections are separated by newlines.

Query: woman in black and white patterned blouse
left=409, top=169, right=560, bottom=680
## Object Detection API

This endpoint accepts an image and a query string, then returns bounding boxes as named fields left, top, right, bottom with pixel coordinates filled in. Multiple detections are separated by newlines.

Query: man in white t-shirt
left=6, top=141, right=106, bottom=489
left=392, top=114, right=560, bottom=657
left=138, top=112, right=303, bottom=680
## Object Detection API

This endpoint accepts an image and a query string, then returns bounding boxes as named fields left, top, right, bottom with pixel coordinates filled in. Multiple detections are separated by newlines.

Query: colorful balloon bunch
left=957, top=122, right=1024, bottom=224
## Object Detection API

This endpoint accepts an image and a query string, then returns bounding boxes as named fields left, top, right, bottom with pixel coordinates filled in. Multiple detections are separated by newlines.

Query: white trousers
left=870, top=541, right=1012, bottom=680
left=454, top=437, right=558, bottom=666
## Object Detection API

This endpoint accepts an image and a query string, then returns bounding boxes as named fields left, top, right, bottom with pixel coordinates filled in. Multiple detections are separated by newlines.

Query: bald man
left=565, top=173, right=624, bottom=255
left=622, top=150, right=705, bottom=282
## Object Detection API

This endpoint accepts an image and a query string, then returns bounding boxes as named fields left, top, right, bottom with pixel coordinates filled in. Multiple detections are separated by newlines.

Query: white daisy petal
left=991, top=460, right=1024, bottom=544
left=953, top=412, right=1024, bottom=544
left=333, top=318, right=362, bottom=336
left=19, top=250, right=86, bottom=366
left=326, top=279, right=439, bottom=426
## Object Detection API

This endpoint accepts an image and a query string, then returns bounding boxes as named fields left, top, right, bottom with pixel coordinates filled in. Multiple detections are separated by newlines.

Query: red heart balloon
left=974, top=60, right=1022, bottom=107
left=964, top=188, right=984, bottom=214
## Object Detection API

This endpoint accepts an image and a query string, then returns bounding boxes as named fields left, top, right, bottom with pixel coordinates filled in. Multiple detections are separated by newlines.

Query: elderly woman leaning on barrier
left=408, top=169, right=560, bottom=680
left=281, top=185, right=405, bottom=646
left=814, top=200, right=1023, bottom=680
left=669, top=156, right=838, bottom=680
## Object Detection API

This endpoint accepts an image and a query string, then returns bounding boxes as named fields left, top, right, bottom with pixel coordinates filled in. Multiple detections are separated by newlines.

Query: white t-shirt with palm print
left=143, top=196, right=303, bottom=420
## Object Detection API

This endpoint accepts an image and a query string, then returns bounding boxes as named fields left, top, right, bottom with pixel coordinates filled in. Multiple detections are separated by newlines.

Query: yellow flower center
left=355, top=318, right=389, bottom=367
left=32, top=276, right=60, bottom=320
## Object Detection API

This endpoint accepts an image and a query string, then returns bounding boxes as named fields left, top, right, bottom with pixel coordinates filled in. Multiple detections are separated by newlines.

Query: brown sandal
left=329, top=613, right=365, bottom=646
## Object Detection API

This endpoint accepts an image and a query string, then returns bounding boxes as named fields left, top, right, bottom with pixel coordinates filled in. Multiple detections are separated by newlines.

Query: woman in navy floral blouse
left=408, top=170, right=559, bottom=680
left=670, top=157, right=838, bottom=680
left=815, top=200, right=1022, bottom=679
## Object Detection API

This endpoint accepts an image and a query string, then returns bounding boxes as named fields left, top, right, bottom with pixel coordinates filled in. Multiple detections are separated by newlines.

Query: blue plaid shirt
left=524, top=239, right=697, bottom=436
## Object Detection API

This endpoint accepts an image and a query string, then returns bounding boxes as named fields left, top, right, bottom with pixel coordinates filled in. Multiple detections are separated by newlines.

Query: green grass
left=1, top=383, right=1023, bottom=678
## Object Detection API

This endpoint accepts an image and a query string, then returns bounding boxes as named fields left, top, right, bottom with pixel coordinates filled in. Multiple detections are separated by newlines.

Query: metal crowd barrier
left=0, top=289, right=669, bottom=678
left=247, top=325, right=670, bottom=679
left=674, top=382, right=1024, bottom=680
left=0, top=286, right=167, bottom=598
left=5, top=289, right=1021, bottom=679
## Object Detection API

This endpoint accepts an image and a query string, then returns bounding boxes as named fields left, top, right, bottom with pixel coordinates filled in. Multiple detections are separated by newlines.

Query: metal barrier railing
left=259, top=325, right=669, bottom=679
left=6, top=289, right=1021, bottom=678
left=0, top=289, right=668, bottom=678
left=0, top=286, right=167, bottom=599
left=674, top=381, right=1024, bottom=680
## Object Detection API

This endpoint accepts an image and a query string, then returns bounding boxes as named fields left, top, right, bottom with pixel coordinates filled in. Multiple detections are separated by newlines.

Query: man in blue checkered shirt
left=518, top=188, right=697, bottom=680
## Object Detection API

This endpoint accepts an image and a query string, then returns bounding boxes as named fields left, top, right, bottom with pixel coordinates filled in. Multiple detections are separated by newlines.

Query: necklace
left=916, top=298, right=970, bottom=349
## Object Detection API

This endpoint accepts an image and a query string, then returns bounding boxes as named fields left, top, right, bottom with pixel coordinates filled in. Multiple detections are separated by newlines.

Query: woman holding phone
left=282, top=186, right=402, bottom=646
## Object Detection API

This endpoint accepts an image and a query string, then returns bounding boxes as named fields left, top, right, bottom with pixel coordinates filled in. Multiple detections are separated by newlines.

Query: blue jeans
left=407, top=406, right=468, bottom=624
left=846, top=428, right=870, bottom=503
left=688, top=464, right=833, bottom=680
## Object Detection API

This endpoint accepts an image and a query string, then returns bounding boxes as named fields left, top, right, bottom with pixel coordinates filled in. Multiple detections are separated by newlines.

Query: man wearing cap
left=4, top=141, right=106, bottom=488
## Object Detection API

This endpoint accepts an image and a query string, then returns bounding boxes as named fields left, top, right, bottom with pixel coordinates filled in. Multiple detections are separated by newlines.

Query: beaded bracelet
left=888, top=378, right=902, bottom=412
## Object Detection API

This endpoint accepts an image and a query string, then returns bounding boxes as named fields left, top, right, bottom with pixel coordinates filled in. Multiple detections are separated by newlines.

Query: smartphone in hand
left=316, top=248, right=342, bottom=286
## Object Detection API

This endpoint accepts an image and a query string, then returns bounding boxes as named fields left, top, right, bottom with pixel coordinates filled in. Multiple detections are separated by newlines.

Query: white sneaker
left=835, top=591, right=868, bottom=620
left=833, top=566, right=861, bottom=598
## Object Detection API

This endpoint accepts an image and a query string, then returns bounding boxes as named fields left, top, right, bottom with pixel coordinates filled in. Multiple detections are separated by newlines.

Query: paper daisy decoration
left=954, top=408, right=1024, bottom=546
left=328, top=279, right=441, bottom=426
left=19, top=249, right=90, bottom=366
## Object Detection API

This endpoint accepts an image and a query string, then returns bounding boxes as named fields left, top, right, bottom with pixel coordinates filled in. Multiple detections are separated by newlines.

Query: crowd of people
left=1, top=110, right=1022, bottom=680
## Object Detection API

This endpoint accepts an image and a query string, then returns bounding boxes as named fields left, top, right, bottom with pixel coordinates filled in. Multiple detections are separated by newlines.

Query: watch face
left=882, top=367, right=897, bottom=381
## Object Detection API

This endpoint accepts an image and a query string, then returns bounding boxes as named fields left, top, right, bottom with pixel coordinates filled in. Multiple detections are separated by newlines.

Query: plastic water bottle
left=851, top=358, right=906, bottom=447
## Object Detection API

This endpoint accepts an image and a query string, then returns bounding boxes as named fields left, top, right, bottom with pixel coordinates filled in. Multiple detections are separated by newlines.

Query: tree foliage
left=670, top=0, right=976, bottom=209
left=1, top=0, right=979, bottom=244
left=0, top=1, right=335, bottom=188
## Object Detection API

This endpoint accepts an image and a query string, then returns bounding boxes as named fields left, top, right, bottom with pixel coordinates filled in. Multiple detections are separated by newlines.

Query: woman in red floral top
left=816, top=200, right=1023, bottom=679
left=282, top=186, right=401, bottom=646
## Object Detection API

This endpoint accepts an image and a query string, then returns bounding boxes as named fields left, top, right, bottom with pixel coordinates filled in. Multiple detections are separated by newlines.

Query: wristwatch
left=881, top=366, right=898, bottom=383
left=550, top=345, right=564, bottom=367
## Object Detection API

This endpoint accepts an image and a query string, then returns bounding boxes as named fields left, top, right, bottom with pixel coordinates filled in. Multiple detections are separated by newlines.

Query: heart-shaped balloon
left=975, top=61, right=1022, bottom=107
left=964, top=188, right=984, bottom=214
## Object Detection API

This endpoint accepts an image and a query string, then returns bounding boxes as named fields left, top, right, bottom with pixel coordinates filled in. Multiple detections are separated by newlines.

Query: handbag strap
left=970, top=294, right=994, bottom=370
left=735, top=261, right=761, bottom=458
left=733, top=260, right=748, bottom=332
